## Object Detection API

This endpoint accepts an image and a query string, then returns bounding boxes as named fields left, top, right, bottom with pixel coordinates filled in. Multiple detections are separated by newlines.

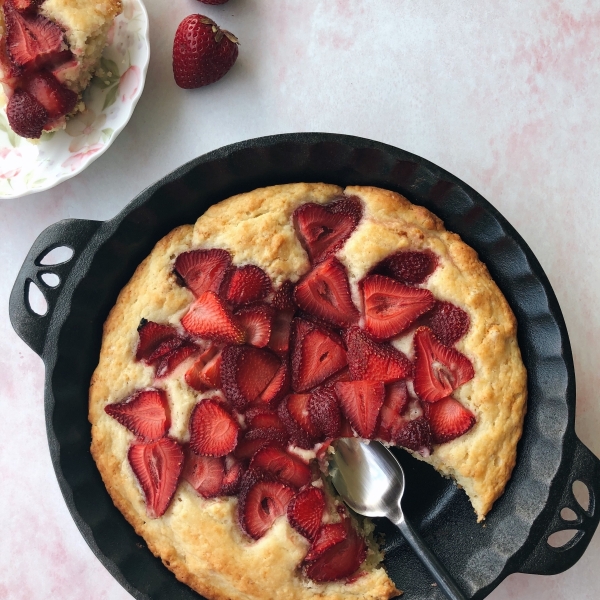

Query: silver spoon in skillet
left=330, top=438, right=467, bottom=600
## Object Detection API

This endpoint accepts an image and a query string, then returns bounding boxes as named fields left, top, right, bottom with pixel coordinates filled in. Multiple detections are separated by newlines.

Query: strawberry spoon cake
left=0, top=0, right=122, bottom=138
left=89, top=183, right=527, bottom=600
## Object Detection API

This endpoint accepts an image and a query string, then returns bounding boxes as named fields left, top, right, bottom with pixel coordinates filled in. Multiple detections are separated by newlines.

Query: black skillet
left=9, top=133, right=600, bottom=599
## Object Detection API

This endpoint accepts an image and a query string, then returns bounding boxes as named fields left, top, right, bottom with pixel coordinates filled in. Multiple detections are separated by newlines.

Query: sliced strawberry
left=136, top=319, right=180, bottom=363
left=294, top=257, right=359, bottom=328
left=6, top=89, right=47, bottom=139
left=393, top=416, right=433, bottom=455
left=25, top=71, right=77, bottom=119
left=268, top=307, right=295, bottom=354
left=345, top=327, right=413, bottom=382
left=291, top=318, right=347, bottom=392
left=238, top=469, right=295, bottom=539
left=182, top=446, right=224, bottom=498
left=181, top=291, right=244, bottom=344
left=235, top=304, right=273, bottom=348
left=105, top=388, right=170, bottom=441
left=375, top=381, right=408, bottom=442
left=174, top=248, right=231, bottom=297
left=250, top=444, right=311, bottom=488
left=285, top=393, right=320, bottom=438
left=305, top=522, right=347, bottom=561
left=361, top=275, right=435, bottom=341
left=309, top=386, right=341, bottom=438
left=304, top=520, right=367, bottom=582
left=245, top=407, right=285, bottom=430
left=233, top=427, right=288, bottom=460
left=257, top=360, right=290, bottom=407
left=293, top=196, right=363, bottom=264
left=372, top=250, right=438, bottom=285
left=221, top=346, right=281, bottom=409
left=146, top=336, right=186, bottom=364
left=11, top=0, right=39, bottom=11
left=287, top=487, right=325, bottom=540
left=277, top=397, right=317, bottom=449
left=320, top=366, right=352, bottom=387
left=271, top=280, right=295, bottom=311
left=155, top=342, right=198, bottom=378
left=422, top=300, right=470, bottom=347
left=222, top=264, right=272, bottom=306
left=427, top=397, right=476, bottom=444
left=335, top=381, right=385, bottom=439
left=413, top=327, right=474, bottom=402
left=184, top=344, right=222, bottom=391
left=128, top=437, right=184, bottom=518
left=221, top=456, right=245, bottom=495
left=189, top=398, right=239, bottom=457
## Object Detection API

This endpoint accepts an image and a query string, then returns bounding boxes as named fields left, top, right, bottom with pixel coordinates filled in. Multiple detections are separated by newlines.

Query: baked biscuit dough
left=90, top=183, right=527, bottom=600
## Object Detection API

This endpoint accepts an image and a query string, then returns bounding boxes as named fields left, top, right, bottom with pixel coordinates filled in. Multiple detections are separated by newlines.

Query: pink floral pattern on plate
left=0, top=0, right=150, bottom=199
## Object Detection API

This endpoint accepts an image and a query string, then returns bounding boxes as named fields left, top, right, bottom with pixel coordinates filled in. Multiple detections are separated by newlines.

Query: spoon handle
left=395, top=516, right=468, bottom=600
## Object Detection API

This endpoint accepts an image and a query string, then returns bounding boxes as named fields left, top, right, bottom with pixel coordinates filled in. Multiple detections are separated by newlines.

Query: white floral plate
left=0, top=0, right=150, bottom=199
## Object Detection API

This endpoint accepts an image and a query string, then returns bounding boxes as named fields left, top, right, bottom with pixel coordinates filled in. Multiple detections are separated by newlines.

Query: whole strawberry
left=173, top=15, right=239, bottom=89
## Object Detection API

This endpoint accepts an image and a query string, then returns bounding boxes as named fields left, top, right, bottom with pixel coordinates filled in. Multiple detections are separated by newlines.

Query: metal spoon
left=330, top=438, right=467, bottom=600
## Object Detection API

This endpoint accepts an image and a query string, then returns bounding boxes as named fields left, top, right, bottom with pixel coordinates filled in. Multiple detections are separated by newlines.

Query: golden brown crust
left=90, top=183, right=526, bottom=600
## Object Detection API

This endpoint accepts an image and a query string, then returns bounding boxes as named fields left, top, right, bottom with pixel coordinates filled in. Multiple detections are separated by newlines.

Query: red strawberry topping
left=277, top=396, right=317, bottom=449
left=427, top=397, right=476, bottom=444
left=293, top=196, right=363, bottom=264
left=173, top=15, right=239, bottom=89
left=294, top=257, right=359, bottom=328
left=235, top=304, right=273, bottom=348
left=221, top=346, right=281, bottom=409
left=234, top=427, right=288, bottom=461
left=361, top=275, right=435, bottom=341
left=288, top=487, right=325, bottom=540
left=309, top=386, right=341, bottom=438
left=189, top=398, right=239, bottom=457
left=372, top=250, right=438, bottom=285
left=256, top=360, right=290, bottom=407
left=291, top=318, right=347, bottom=392
left=25, top=71, right=77, bottom=118
left=335, top=381, right=385, bottom=439
left=221, top=456, right=245, bottom=495
left=223, top=265, right=271, bottom=306
left=128, top=437, right=184, bottom=518
left=375, top=381, right=408, bottom=442
left=6, top=89, right=47, bottom=139
left=413, top=327, right=474, bottom=402
left=394, top=416, right=433, bottom=455
left=422, top=300, right=470, bottom=347
left=182, top=447, right=224, bottom=498
left=181, top=291, right=244, bottom=344
left=304, top=522, right=347, bottom=561
left=155, top=342, right=198, bottom=378
left=174, top=248, right=231, bottom=297
left=238, top=470, right=295, bottom=539
left=245, top=408, right=286, bottom=431
left=345, top=327, right=413, bottom=382
left=284, top=393, right=320, bottom=438
left=267, top=308, right=295, bottom=354
left=272, top=280, right=295, bottom=311
left=250, top=444, right=312, bottom=488
left=105, top=389, right=171, bottom=441
left=136, top=320, right=180, bottom=363
left=184, top=344, right=223, bottom=391
left=304, top=520, right=367, bottom=582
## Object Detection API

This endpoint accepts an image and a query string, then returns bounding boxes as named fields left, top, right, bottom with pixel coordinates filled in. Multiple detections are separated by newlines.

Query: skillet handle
left=519, top=435, right=600, bottom=575
left=9, top=218, right=101, bottom=357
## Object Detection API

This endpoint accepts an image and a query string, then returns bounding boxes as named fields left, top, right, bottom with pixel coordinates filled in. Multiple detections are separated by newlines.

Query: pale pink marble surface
left=1, top=0, right=599, bottom=598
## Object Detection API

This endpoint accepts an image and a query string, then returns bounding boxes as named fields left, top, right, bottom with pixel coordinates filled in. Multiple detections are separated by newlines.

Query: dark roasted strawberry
left=293, top=196, right=362, bottom=264
left=335, top=381, right=385, bottom=439
left=221, top=346, right=281, bottom=409
left=304, top=520, right=367, bottom=582
left=234, top=427, right=288, bottom=461
left=309, top=386, right=341, bottom=438
left=181, top=291, right=244, bottom=344
left=105, top=389, right=170, bottom=441
left=238, top=469, right=295, bottom=539
left=271, top=280, right=295, bottom=311
left=372, top=250, right=438, bottom=285
left=268, top=308, right=295, bottom=354
left=6, top=89, right=47, bottom=139
left=394, top=416, right=432, bottom=455
left=288, top=487, right=325, bottom=540
left=304, top=522, right=347, bottom=561
left=426, top=396, right=476, bottom=444
left=223, top=264, right=271, bottom=306
left=422, top=300, right=470, bottom=346
left=136, top=319, right=180, bottom=363
left=4, top=1, right=64, bottom=69
left=235, top=304, right=273, bottom=348
left=128, top=437, right=184, bottom=518
left=182, top=446, right=224, bottom=498
left=25, top=71, right=77, bottom=118
left=345, top=327, right=413, bottom=382
left=174, top=248, right=231, bottom=297
left=361, top=275, right=435, bottom=341
left=291, top=318, right=347, bottom=392
left=184, top=344, right=222, bottom=391
left=189, top=398, right=239, bottom=456
left=375, top=381, right=408, bottom=442
left=256, top=360, right=290, bottom=407
left=294, top=257, right=359, bottom=328
left=221, top=456, right=245, bottom=495
left=155, top=342, right=198, bottom=378
left=413, top=327, right=474, bottom=402
left=250, top=444, right=311, bottom=488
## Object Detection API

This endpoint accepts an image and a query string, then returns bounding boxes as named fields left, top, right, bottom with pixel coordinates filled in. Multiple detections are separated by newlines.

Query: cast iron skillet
left=9, top=133, right=600, bottom=599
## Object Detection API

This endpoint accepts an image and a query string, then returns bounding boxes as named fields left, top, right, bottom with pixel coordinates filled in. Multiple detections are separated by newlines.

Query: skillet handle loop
left=9, top=218, right=101, bottom=357
left=519, top=435, right=600, bottom=575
